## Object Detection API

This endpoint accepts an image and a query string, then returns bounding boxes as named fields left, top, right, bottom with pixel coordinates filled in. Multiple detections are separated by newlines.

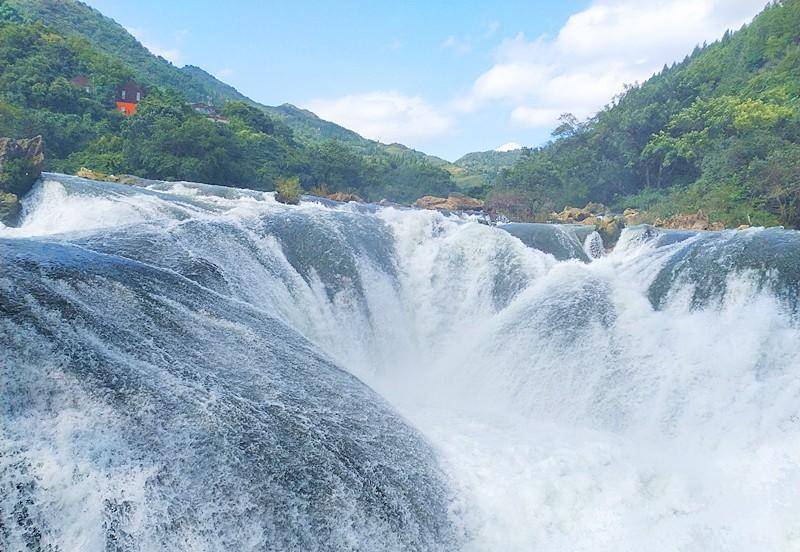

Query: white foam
left=5, top=176, right=800, bottom=551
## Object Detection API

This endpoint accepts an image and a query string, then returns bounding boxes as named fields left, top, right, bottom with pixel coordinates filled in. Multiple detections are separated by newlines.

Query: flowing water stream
left=2, top=174, right=799, bottom=551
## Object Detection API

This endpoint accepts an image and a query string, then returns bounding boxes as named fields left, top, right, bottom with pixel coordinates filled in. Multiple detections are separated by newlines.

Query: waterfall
left=2, top=174, right=799, bottom=551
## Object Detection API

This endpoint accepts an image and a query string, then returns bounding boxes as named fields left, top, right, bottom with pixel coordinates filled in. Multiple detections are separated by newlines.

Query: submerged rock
left=115, top=174, right=153, bottom=186
left=592, top=216, right=625, bottom=247
left=74, top=168, right=152, bottom=187
left=0, top=135, right=44, bottom=226
left=0, top=191, right=21, bottom=226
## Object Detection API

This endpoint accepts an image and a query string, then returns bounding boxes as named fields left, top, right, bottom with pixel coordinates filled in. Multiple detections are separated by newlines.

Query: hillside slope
left=6, top=0, right=249, bottom=105
left=0, top=0, right=464, bottom=202
left=456, top=148, right=525, bottom=185
left=492, top=0, right=800, bottom=227
left=6, top=0, right=464, bottom=175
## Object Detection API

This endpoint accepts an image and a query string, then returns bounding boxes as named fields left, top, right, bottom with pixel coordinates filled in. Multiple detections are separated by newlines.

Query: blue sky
left=85, top=0, right=766, bottom=161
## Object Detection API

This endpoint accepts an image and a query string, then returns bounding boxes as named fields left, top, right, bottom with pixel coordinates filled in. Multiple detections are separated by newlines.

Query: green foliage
left=275, top=176, right=302, bottom=205
left=6, top=0, right=246, bottom=105
left=0, top=156, right=37, bottom=195
left=8, top=0, right=467, bottom=185
left=0, top=1, right=20, bottom=23
left=0, top=4, right=462, bottom=203
left=119, top=91, right=247, bottom=184
left=454, top=148, right=525, bottom=186
left=496, top=0, right=800, bottom=227
left=748, top=143, right=800, bottom=227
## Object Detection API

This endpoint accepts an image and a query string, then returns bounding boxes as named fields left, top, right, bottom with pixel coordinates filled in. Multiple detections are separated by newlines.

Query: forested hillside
left=0, top=0, right=457, bottom=201
left=4, top=0, right=464, bottom=168
left=456, top=148, right=525, bottom=185
left=491, top=0, right=800, bottom=228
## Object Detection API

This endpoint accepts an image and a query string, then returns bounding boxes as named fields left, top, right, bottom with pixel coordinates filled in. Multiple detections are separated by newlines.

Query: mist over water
left=2, top=175, right=800, bottom=551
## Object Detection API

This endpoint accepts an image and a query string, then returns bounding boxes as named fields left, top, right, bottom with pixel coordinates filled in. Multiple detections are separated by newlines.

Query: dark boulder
left=0, top=135, right=44, bottom=226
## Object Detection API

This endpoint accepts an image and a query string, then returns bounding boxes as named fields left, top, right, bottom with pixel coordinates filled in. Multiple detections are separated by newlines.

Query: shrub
left=308, top=184, right=329, bottom=197
left=275, top=176, right=302, bottom=205
left=0, top=157, right=38, bottom=196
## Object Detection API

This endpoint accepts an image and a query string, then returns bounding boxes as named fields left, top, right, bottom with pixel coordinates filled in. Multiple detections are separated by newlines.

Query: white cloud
left=307, top=91, right=453, bottom=146
left=442, top=35, right=472, bottom=55
left=473, top=61, right=549, bottom=103
left=216, top=68, right=235, bottom=79
left=510, top=107, right=564, bottom=128
left=485, top=21, right=500, bottom=38
left=460, top=0, right=766, bottom=129
left=126, top=26, right=183, bottom=65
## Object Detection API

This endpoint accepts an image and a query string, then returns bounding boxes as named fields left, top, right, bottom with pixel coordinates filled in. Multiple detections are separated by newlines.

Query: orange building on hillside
left=115, top=80, right=144, bottom=116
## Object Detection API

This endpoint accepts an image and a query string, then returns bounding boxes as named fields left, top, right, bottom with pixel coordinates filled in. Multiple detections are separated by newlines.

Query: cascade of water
left=2, top=175, right=799, bottom=551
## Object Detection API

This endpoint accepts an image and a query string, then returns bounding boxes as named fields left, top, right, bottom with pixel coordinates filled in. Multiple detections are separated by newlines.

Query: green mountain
left=455, top=148, right=526, bottom=184
left=5, top=0, right=356, bottom=141
left=6, top=0, right=250, bottom=105
left=5, top=0, right=465, bottom=172
left=0, top=0, right=469, bottom=202
left=491, top=0, right=800, bottom=228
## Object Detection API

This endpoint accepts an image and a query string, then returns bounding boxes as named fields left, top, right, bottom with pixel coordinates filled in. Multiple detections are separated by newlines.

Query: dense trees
left=0, top=5, right=461, bottom=203
left=491, top=0, right=800, bottom=228
left=8, top=0, right=799, bottom=220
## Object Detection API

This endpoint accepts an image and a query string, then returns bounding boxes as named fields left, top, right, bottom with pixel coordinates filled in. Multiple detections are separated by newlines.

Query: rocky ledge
left=75, top=167, right=153, bottom=187
left=550, top=203, right=740, bottom=247
left=415, top=194, right=484, bottom=212
left=326, top=191, right=364, bottom=203
left=550, top=203, right=624, bottom=247
left=0, top=136, right=44, bottom=226
left=652, top=210, right=726, bottom=231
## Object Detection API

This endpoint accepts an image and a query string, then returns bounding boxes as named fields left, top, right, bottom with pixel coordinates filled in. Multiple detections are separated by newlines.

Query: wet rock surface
left=0, top=136, right=44, bottom=226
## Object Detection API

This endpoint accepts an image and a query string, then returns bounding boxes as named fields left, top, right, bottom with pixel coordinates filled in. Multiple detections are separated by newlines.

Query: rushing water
left=2, top=174, right=799, bottom=551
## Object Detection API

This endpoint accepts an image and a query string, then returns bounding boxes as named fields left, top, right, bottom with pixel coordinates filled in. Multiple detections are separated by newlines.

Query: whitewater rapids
left=2, top=174, right=799, bottom=551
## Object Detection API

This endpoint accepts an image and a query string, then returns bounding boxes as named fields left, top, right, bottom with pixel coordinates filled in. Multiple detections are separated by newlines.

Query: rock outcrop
left=77, top=167, right=119, bottom=182
left=653, top=210, right=725, bottom=231
left=327, top=191, right=364, bottom=203
left=0, top=136, right=44, bottom=226
left=415, top=194, right=484, bottom=211
left=76, top=168, right=165, bottom=188
left=622, top=208, right=643, bottom=226
left=550, top=203, right=622, bottom=247
left=548, top=202, right=732, bottom=247
left=586, top=215, right=625, bottom=246
left=550, top=203, right=607, bottom=224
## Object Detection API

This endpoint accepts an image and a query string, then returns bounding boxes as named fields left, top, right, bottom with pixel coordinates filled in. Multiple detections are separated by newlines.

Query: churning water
left=2, top=174, right=799, bottom=551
